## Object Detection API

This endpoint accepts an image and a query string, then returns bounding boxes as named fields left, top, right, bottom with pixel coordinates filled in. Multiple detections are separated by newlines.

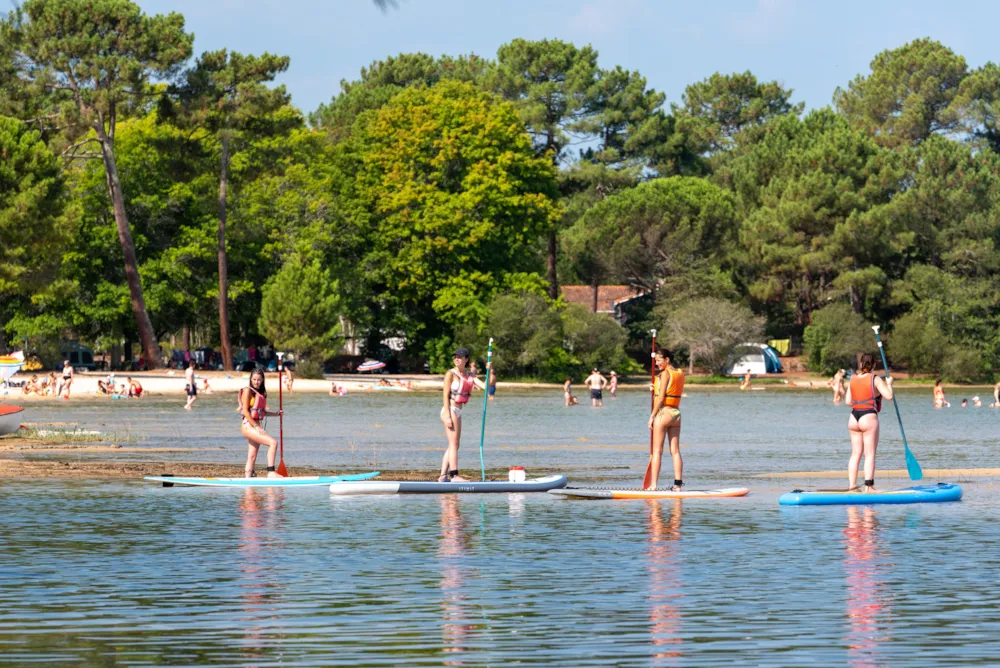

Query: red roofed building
left=560, top=285, right=650, bottom=324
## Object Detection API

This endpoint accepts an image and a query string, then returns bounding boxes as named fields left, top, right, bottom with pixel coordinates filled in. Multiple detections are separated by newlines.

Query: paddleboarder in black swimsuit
left=845, top=353, right=893, bottom=493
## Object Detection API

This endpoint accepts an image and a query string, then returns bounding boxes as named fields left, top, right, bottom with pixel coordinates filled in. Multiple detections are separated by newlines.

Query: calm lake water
left=3, top=388, right=1000, bottom=665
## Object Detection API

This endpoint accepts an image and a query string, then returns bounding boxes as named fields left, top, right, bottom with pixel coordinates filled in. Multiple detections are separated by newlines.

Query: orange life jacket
left=655, top=368, right=685, bottom=408
left=238, top=387, right=267, bottom=420
left=850, top=373, right=882, bottom=412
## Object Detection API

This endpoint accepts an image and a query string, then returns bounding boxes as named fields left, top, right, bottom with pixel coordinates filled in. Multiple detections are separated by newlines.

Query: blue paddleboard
left=779, top=482, right=962, bottom=506
left=144, top=471, right=380, bottom=487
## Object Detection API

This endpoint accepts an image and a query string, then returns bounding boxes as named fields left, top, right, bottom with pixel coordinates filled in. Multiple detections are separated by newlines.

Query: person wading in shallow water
left=438, top=347, right=490, bottom=482
left=845, top=353, right=893, bottom=493
left=646, top=347, right=685, bottom=492
left=585, top=368, right=608, bottom=407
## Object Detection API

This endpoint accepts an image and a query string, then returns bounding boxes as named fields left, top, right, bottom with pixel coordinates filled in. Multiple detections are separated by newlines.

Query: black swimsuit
left=851, top=408, right=878, bottom=421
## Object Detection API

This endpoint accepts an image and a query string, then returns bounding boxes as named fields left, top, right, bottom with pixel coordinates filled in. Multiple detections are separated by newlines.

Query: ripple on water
left=4, top=389, right=1000, bottom=664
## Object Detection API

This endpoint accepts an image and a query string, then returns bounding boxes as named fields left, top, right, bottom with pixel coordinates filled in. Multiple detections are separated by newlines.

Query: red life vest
left=238, top=387, right=267, bottom=420
left=450, top=370, right=475, bottom=405
left=850, top=373, right=882, bottom=412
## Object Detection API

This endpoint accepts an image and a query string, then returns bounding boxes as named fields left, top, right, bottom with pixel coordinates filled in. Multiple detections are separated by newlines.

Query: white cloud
left=567, top=0, right=644, bottom=36
left=725, top=0, right=796, bottom=42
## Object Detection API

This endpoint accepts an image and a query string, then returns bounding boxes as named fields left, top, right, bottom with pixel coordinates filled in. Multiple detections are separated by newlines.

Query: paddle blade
left=642, top=459, right=653, bottom=490
left=905, top=444, right=923, bottom=481
left=276, top=460, right=288, bottom=477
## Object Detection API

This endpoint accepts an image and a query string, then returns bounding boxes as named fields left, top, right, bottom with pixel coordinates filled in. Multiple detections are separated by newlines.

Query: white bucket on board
left=508, top=466, right=526, bottom=483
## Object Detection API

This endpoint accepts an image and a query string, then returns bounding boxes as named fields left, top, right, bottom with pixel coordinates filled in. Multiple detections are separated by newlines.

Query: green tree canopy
left=567, top=176, right=737, bottom=299
left=8, top=0, right=194, bottom=367
left=834, top=38, right=967, bottom=149
left=259, top=258, right=344, bottom=362
left=676, top=71, right=803, bottom=160
left=343, top=79, right=559, bottom=352
left=163, top=48, right=293, bottom=369
left=310, top=52, right=486, bottom=141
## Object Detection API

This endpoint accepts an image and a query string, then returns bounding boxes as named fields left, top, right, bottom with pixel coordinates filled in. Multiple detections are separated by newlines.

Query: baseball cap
left=453, top=347, right=470, bottom=359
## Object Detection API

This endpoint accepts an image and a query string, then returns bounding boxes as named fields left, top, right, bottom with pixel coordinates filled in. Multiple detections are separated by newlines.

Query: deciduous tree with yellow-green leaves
left=343, top=79, right=559, bottom=353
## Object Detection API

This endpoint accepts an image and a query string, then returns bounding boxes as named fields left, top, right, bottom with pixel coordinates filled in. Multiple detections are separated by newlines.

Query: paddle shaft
left=478, top=338, right=493, bottom=482
left=277, top=354, right=287, bottom=476
left=643, top=330, right=657, bottom=489
left=871, top=327, right=922, bottom=481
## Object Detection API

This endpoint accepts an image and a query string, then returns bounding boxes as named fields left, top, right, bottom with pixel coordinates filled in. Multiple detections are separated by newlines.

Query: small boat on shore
left=0, top=405, right=24, bottom=435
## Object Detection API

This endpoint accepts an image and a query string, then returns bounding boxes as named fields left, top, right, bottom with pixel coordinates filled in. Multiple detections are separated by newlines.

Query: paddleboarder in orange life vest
left=646, top=347, right=685, bottom=491
left=845, top=353, right=893, bottom=493
left=240, top=367, right=284, bottom=478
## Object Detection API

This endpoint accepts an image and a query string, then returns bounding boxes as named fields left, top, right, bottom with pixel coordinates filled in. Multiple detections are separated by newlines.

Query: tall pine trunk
left=97, top=130, right=160, bottom=369
left=217, top=134, right=233, bottom=371
left=547, top=230, right=558, bottom=299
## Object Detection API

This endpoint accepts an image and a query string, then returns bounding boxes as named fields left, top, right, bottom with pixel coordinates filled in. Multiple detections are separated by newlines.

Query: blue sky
left=138, top=0, right=999, bottom=116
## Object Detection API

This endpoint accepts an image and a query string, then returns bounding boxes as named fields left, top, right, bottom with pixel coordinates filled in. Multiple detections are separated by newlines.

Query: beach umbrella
left=357, top=360, right=387, bottom=373
left=0, top=352, right=24, bottom=383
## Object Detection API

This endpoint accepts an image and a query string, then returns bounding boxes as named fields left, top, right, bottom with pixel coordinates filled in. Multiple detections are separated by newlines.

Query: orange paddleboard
left=549, top=487, right=749, bottom=500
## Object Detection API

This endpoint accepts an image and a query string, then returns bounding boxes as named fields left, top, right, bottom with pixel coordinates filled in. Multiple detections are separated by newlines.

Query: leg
left=245, top=441, right=260, bottom=477
left=439, top=410, right=461, bottom=480
left=648, top=416, right=667, bottom=491
left=860, top=415, right=880, bottom=492
left=667, top=424, right=682, bottom=487
left=448, top=418, right=467, bottom=480
left=847, top=416, right=864, bottom=490
left=242, top=424, right=277, bottom=474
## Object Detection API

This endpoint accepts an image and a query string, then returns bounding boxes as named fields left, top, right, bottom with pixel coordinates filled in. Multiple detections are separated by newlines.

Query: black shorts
left=591, top=389, right=603, bottom=400
left=186, top=384, right=197, bottom=397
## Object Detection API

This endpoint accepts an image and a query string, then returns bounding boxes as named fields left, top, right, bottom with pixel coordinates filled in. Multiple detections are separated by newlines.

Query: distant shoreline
left=2, top=369, right=996, bottom=400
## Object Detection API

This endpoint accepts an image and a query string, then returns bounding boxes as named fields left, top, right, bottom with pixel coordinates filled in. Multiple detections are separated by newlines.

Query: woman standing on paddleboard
left=647, top=347, right=685, bottom=491
left=439, top=347, right=489, bottom=482
left=240, top=367, right=284, bottom=478
left=845, top=353, right=893, bottom=493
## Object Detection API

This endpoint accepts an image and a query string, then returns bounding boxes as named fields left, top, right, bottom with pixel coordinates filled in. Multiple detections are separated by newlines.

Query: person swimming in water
left=438, top=347, right=490, bottom=482
left=646, top=347, right=685, bottom=491
left=845, top=352, right=893, bottom=493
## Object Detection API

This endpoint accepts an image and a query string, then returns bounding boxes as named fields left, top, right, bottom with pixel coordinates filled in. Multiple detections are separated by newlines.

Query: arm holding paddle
left=874, top=375, right=893, bottom=401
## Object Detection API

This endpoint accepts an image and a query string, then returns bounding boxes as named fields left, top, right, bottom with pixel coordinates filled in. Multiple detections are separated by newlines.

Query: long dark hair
left=249, top=367, right=267, bottom=397
left=858, top=353, right=875, bottom=374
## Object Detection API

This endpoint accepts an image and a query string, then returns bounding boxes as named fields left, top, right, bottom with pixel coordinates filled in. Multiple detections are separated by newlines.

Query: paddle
left=478, top=338, right=494, bottom=482
left=643, top=329, right=657, bottom=489
left=276, top=352, right=288, bottom=477
left=871, top=326, right=922, bottom=481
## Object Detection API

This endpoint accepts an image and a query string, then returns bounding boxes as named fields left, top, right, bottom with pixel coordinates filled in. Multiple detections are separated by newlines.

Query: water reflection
left=843, top=506, right=892, bottom=668
left=239, top=488, right=285, bottom=663
left=439, top=495, right=476, bottom=664
left=647, top=500, right=683, bottom=664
